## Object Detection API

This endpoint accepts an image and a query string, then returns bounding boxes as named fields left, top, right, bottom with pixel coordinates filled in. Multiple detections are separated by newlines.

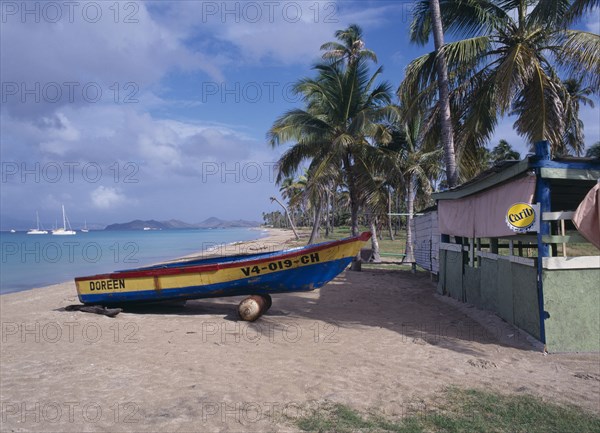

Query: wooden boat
left=75, top=232, right=371, bottom=320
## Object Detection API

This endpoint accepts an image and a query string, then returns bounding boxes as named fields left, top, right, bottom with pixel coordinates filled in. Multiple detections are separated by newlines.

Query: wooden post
left=560, top=218, right=567, bottom=257
left=490, top=238, right=499, bottom=254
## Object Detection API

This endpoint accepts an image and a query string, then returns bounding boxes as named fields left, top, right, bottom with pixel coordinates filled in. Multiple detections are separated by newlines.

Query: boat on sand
left=75, top=232, right=371, bottom=320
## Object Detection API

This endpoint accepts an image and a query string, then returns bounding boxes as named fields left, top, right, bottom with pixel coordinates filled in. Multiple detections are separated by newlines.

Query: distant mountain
left=196, top=217, right=261, bottom=229
left=104, top=217, right=261, bottom=231
left=162, top=219, right=197, bottom=229
left=104, top=219, right=168, bottom=231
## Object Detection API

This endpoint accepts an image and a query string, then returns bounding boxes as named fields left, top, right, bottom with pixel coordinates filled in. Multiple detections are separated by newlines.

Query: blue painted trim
left=79, top=257, right=353, bottom=305
left=534, top=141, right=551, bottom=160
left=535, top=166, right=552, bottom=345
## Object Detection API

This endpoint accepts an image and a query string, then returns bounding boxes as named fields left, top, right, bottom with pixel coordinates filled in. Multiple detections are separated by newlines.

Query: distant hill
left=104, top=217, right=260, bottom=231
left=196, top=217, right=261, bottom=229
left=104, top=219, right=167, bottom=231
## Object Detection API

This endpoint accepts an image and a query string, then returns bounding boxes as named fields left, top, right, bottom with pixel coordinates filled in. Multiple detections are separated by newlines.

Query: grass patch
left=293, top=226, right=409, bottom=257
left=293, top=387, right=600, bottom=433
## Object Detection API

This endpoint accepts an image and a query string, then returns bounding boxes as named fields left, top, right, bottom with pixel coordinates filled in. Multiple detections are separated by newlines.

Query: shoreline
left=0, top=227, right=297, bottom=297
left=166, top=227, right=297, bottom=262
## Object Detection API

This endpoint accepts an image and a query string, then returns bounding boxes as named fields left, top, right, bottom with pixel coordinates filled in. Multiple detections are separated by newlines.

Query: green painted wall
left=438, top=248, right=600, bottom=349
left=512, top=263, right=540, bottom=339
left=439, top=253, right=541, bottom=341
left=437, top=250, right=447, bottom=295
left=464, top=266, right=481, bottom=306
left=480, top=258, right=498, bottom=311
left=448, top=251, right=464, bottom=301
left=496, top=260, right=515, bottom=324
left=543, top=268, right=600, bottom=352
left=438, top=250, right=464, bottom=300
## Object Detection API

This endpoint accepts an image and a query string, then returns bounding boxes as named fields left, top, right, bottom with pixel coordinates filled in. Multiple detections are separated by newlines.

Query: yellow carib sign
left=506, top=203, right=537, bottom=233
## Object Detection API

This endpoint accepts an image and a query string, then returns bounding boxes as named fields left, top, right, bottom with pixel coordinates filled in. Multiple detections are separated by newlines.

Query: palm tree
left=586, top=141, right=600, bottom=158
left=405, top=0, right=459, bottom=188
left=490, top=139, right=520, bottom=162
left=560, top=78, right=595, bottom=156
left=401, top=0, right=600, bottom=159
left=268, top=60, right=394, bottom=238
left=383, top=114, right=441, bottom=263
left=279, top=176, right=299, bottom=225
left=320, top=24, right=377, bottom=67
left=269, top=196, right=299, bottom=240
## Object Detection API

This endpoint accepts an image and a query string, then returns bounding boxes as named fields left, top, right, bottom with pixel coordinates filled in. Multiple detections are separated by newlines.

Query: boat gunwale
left=75, top=232, right=370, bottom=282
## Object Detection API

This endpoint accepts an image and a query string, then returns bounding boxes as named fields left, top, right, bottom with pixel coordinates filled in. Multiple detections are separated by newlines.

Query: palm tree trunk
left=350, top=200, right=360, bottom=236
left=325, top=190, right=331, bottom=237
left=349, top=192, right=362, bottom=271
left=330, top=185, right=336, bottom=234
left=344, top=157, right=362, bottom=271
left=344, top=156, right=360, bottom=237
left=387, top=187, right=395, bottom=240
left=404, top=174, right=416, bottom=263
left=307, top=200, right=323, bottom=245
left=370, top=218, right=381, bottom=262
left=429, top=0, right=458, bottom=188
left=394, top=189, right=399, bottom=236
left=270, top=197, right=300, bottom=240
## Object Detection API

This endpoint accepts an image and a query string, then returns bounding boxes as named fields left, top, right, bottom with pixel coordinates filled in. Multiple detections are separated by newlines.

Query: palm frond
left=440, top=0, right=509, bottom=39
left=527, top=0, right=571, bottom=29
left=512, top=69, right=564, bottom=152
left=555, top=30, right=600, bottom=93
left=565, top=0, right=600, bottom=24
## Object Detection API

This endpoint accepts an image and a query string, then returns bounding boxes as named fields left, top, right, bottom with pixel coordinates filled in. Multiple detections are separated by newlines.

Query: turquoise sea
left=0, top=228, right=267, bottom=294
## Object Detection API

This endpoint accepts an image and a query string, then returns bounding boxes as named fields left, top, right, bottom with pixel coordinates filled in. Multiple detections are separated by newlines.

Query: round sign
left=506, top=203, right=536, bottom=232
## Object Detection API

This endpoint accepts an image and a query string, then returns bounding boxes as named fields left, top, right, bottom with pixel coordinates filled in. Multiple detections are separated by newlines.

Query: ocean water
left=0, top=228, right=267, bottom=294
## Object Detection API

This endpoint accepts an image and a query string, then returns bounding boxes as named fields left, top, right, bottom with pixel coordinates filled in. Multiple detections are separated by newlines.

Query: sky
left=1, top=0, right=599, bottom=229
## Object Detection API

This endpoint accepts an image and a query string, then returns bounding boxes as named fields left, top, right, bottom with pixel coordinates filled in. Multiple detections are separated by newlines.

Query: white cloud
left=153, top=2, right=402, bottom=67
left=0, top=1, right=418, bottom=224
left=0, top=2, right=223, bottom=119
left=91, top=186, right=127, bottom=209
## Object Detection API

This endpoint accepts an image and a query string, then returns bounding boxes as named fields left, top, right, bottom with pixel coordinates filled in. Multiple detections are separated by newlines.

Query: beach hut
left=420, top=141, right=599, bottom=352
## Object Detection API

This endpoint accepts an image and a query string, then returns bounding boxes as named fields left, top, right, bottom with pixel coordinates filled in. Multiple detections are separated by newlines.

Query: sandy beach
left=1, top=228, right=598, bottom=432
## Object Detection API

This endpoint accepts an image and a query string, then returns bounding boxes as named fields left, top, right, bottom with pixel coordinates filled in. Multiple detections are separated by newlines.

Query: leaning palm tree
left=401, top=0, right=600, bottom=158
left=268, top=60, right=394, bottom=238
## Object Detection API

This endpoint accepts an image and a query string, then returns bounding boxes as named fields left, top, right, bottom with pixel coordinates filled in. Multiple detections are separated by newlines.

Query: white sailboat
left=52, top=205, right=76, bottom=236
left=81, top=220, right=89, bottom=233
left=27, top=211, right=48, bottom=235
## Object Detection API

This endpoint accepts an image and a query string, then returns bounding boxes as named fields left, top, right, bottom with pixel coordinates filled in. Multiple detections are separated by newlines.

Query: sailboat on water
left=52, top=205, right=76, bottom=236
left=27, top=211, right=48, bottom=235
left=81, top=220, right=89, bottom=233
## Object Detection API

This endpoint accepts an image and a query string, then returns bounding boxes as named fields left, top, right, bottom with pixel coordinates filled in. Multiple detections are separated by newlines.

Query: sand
left=1, top=228, right=598, bottom=432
